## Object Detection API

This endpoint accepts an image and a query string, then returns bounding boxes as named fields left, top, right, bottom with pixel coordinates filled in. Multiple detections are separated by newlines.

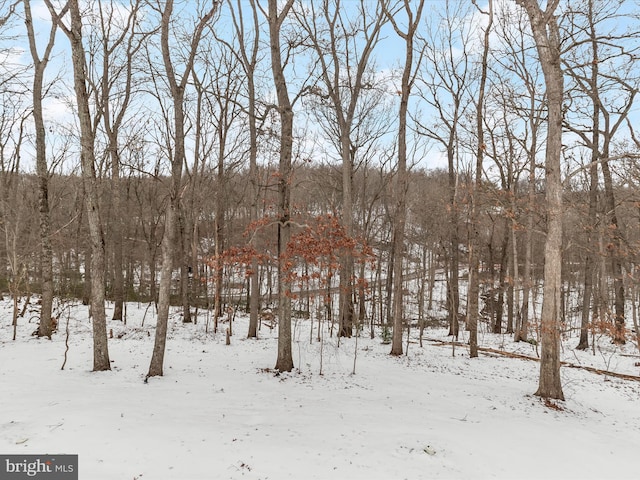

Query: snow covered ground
left=1, top=297, right=640, bottom=479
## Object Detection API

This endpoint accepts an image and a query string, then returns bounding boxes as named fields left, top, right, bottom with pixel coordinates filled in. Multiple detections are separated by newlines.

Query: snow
left=1, top=298, right=640, bottom=479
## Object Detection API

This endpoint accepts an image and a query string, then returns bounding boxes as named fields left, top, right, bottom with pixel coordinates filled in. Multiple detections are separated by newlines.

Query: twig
left=60, top=306, right=71, bottom=370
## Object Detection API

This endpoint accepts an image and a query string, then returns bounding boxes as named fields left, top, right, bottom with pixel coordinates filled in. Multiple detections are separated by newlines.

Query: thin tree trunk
left=601, top=156, right=625, bottom=343
left=578, top=156, right=598, bottom=349
left=181, top=212, right=193, bottom=323
left=388, top=0, right=424, bottom=356
left=111, top=169, right=124, bottom=320
left=468, top=0, right=492, bottom=357
left=338, top=130, right=354, bottom=338
left=494, top=223, right=509, bottom=334
left=509, top=202, right=519, bottom=336
left=147, top=0, right=217, bottom=378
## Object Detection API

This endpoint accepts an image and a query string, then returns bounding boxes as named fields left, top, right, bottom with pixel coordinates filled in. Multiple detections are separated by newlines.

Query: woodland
left=1, top=0, right=640, bottom=405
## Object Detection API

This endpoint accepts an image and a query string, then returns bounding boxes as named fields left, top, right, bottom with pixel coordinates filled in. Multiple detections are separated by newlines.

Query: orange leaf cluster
left=205, top=245, right=270, bottom=278
left=283, top=214, right=376, bottom=287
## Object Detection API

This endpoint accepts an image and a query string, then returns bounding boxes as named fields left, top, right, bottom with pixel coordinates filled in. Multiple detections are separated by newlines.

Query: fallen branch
left=425, top=337, right=640, bottom=383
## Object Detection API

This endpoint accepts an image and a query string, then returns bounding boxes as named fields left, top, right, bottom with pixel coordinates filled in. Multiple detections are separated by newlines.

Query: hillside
left=1, top=298, right=639, bottom=479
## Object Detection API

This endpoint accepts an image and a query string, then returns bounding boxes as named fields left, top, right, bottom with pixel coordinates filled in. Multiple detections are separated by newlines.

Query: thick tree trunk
left=339, top=134, right=354, bottom=338
left=61, top=0, right=110, bottom=371
left=517, top=0, right=565, bottom=400
left=268, top=0, right=295, bottom=372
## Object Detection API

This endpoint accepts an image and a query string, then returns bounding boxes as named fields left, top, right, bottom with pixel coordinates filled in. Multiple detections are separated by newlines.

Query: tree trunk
left=601, top=156, right=625, bottom=343
left=148, top=201, right=176, bottom=377
left=447, top=140, right=460, bottom=338
left=338, top=131, right=354, bottom=338
left=468, top=0, right=492, bottom=357
left=147, top=0, right=217, bottom=378
left=493, top=223, right=509, bottom=334
left=268, top=0, right=295, bottom=372
left=55, top=0, right=110, bottom=371
left=180, top=209, right=192, bottom=323
left=516, top=0, right=564, bottom=400
left=578, top=116, right=599, bottom=350
left=515, top=135, right=537, bottom=343
left=388, top=0, right=424, bottom=356
left=24, top=0, right=55, bottom=339
left=227, top=0, right=257, bottom=335
left=246, top=27, right=260, bottom=338
left=110, top=154, right=125, bottom=321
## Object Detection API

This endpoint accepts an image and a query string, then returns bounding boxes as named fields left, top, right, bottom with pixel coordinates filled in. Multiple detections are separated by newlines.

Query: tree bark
left=516, top=0, right=564, bottom=401
left=468, top=0, right=492, bottom=358
left=267, top=0, right=295, bottom=372
left=386, top=0, right=424, bottom=356
left=147, top=0, right=217, bottom=378
left=228, top=0, right=261, bottom=339
left=24, top=0, right=56, bottom=339
left=48, top=0, right=111, bottom=371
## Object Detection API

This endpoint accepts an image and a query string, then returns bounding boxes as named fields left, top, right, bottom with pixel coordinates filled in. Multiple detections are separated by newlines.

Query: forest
left=1, top=0, right=640, bottom=407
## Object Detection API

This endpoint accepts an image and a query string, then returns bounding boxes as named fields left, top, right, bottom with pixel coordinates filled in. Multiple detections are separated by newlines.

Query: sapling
left=60, top=301, right=73, bottom=370
left=352, top=317, right=360, bottom=375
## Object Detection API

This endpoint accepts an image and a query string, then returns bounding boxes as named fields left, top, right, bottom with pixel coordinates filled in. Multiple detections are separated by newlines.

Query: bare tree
left=46, top=0, right=111, bottom=371
left=515, top=0, right=564, bottom=401
left=0, top=92, right=31, bottom=342
left=384, top=0, right=424, bottom=356
left=418, top=0, right=474, bottom=339
left=490, top=4, right=546, bottom=344
left=227, top=0, right=263, bottom=338
left=264, top=0, right=295, bottom=372
left=147, top=0, right=218, bottom=379
left=563, top=0, right=640, bottom=346
left=467, top=0, right=493, bottom=358
left=93, top=0, right=145, bottom=322
left=297, top=0, right=388, bottom=338
left=23, top=0, right=60, bottom=338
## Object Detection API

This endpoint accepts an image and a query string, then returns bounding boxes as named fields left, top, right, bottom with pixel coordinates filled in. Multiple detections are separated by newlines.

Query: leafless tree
left=45, top=0, right=111, bottom=370
left=226, top=0, right=263, bottom=338
left=23, top=0, right=59, bottom=338
left=467, top=0, right=493, bottom=357
left=490, top=3, right=546, bottom=344
left=384, top=0, right=424, bottom=356
left=93, top=0, right=146, bottom=322
left=417, top=0, right=474, bottom=339
left=147, top=0, right=218, bottom=379
left=296, top=0, right=389, bottom=338
left=563, top=0, right=640, bottom=345
left=264, top=0, right=296, bottom=372
left=515, top=0, right=564, bottom=401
